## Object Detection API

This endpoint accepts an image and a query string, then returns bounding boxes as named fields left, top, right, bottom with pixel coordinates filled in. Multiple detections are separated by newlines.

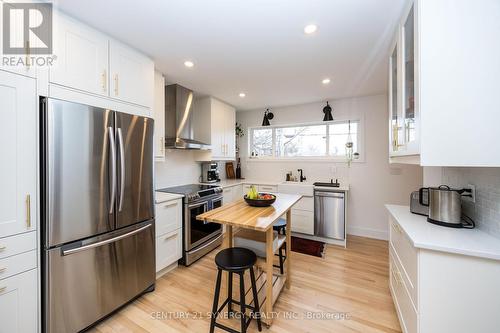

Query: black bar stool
left=273, top=218, right=287, bottom=274
left=210, top=247, right=262, bottom=333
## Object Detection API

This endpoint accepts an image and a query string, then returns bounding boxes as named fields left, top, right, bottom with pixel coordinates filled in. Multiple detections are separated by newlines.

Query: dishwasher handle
left=315, top=191, right=345, bottom=198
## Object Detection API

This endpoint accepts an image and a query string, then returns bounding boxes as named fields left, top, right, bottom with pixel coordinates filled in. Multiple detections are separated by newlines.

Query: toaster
left=410, top=190, right=428, bottom=216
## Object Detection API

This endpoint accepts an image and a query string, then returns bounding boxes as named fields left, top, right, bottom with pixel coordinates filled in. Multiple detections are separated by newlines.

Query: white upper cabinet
left=194, top=97, right=236, bottom=161
left=154, top=70, right=166, bottom=161
left=0, top=71, right=37, bottom=238
left=0, top=2, right=37, bottom=77
left=50, top=12, right=154, bottom=112
left=389, top=0, right=500, bottom=166
left=109, top=40, right=154, bottom=109
left=51, top=13, right=109, bottom=96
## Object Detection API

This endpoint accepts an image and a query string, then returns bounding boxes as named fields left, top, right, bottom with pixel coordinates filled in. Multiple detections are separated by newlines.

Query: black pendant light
left=323, top=101, right=333, bottom=121
left=262, top=108, right=273, bottom=126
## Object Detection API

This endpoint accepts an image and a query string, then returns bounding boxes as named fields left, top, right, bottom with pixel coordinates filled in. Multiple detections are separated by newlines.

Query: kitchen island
left=197, top=193, right=302, bottom=327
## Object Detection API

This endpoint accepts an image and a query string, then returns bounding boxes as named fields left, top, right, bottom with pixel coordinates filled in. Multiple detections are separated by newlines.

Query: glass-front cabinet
left=388, top=2, right=419, bottom=157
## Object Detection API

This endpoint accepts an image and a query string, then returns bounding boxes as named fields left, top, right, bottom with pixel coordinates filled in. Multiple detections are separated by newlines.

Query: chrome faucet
left=297, top=169, right=306, bottom=182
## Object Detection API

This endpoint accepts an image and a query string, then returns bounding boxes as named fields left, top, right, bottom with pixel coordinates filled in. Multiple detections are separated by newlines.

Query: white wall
left=154, top=150, right=202, bottom=189
left=237, top=94, right=423, bottom=240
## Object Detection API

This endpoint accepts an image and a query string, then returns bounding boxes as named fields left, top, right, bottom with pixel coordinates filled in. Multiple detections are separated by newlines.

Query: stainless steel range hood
left=165, top=84, right=211, bottom=150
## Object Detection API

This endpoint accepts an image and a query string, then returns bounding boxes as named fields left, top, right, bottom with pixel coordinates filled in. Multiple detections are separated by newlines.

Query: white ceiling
left=55, top=0, right=406, bottom=111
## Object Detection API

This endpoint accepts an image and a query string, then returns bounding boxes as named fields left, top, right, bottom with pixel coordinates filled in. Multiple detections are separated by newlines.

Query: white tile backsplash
left=441, top=167, right=500, bottom=238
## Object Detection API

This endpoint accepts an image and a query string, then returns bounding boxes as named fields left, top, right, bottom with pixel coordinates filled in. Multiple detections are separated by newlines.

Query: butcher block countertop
left=197, top=193, right=302, bottom=231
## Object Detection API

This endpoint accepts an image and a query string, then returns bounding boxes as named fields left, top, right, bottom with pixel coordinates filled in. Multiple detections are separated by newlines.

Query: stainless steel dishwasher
left=314, top=189, right=345, bottom=240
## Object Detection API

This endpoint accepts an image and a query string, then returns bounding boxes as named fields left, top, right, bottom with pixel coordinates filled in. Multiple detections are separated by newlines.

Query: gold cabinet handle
left=0, top=246, right=5, bottom=251
left=25, top=41, right=31, bottom=68
left=0, top=286, right=6, bottom=294
left=26, top=194, right=31, bottom=229
left=0, top=268, right=6, bottom=273
left=101, top=70, right=107, bottom=92
left=114, top=74, right=119, bottom=96
left=160, top=137, right=165, bottom=154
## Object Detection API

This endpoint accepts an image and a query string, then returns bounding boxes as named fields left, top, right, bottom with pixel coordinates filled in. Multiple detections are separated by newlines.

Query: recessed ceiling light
left=184, top=60, right=194, bottom=68
left=322, top=78, right=331, bottom=85
left=304, top=24, right=318, bottom=34
left=239, top=93, right=246, bottom=98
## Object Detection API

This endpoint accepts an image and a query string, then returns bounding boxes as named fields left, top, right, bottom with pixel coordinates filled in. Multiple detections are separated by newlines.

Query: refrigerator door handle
left=117, top=128, right=125, bottom=212
left=62, top=223, right=152, bottom=256
left=108, top=127, right=117, bottom=214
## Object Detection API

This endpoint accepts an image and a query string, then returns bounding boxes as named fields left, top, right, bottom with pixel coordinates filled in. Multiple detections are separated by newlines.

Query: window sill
left=246, top=157, right=365, bottom=163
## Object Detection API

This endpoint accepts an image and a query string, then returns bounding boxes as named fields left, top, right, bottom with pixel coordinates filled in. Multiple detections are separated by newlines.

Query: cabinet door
left=154, top=70, right=166, bottom=160
left=109, top=40, right=154, bottom=109
left=156, top=229, right=182, bottom=272
left=51, top=13, right=109, bottom=96
left=210, top=99, right=226, bottom=159
left=0, top=269, right=38, bottom=333
left=224, top=103, right=236, bottom=159
left=0, top=71, right=36, bottom=238
left=223, top=186, right=234, bottom=203
left=388, top=40, right=404, bottom=154
left=0, top=2, right=36, bottom=77
left=402, top=5, right=419, bottom=154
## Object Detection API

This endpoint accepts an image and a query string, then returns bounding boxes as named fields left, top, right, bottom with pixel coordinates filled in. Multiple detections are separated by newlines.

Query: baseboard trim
left=347, top=226, right=388, bottom=241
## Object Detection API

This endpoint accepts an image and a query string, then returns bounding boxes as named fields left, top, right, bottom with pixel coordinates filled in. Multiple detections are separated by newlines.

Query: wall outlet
left=464, top=184, right=476, bottom=203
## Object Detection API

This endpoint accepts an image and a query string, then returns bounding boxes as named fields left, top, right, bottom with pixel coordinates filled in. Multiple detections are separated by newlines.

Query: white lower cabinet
left=290, top=209, right=314, bottom=235
left=389, top=215, right=500, bottom=333
left=0, top=269, right=38, bottom=333
left=223, top=186, right=235, bottom=204
left=155, top=229, right=182, bottom=273
left=155, top=198, right=183, bottom=273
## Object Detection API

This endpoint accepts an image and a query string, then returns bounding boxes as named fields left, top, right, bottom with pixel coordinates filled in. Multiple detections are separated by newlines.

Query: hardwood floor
left=89, top=236, right=401, bottom=333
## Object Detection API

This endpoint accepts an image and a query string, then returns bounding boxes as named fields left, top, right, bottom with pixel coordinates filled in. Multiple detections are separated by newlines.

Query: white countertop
left=386, top=204, right=500, bottom=261
left=155, top=191, right=184, bottom=204
left=205, top=179, right=349, bottom=191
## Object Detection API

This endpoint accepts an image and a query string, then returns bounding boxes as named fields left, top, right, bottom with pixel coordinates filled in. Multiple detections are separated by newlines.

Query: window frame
left=248, top=118, right=365, bottom=162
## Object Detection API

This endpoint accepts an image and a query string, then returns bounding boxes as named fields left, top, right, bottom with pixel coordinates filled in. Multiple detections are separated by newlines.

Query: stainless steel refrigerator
left=40, top=97, right=155, bottom=333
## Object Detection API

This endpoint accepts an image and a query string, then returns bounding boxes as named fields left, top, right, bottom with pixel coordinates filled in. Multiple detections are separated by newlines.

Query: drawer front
left=156, top=229, right=182, bottom=272
left=290, top=209, right=314, bottom=235
left=0, top=232, right=36, bottom=260
left=390, top=252, right=418, bottom=333
left=294, top=196, right=313, bottom=211
left=258, top=185, right=277, bottom=193
left=0, top=250, right=36, bottom=281
left=390, top=244, right=418, bottom=308
left=0, top=269, right=38, bottom=333
left=389, top=217, right=418, bottom=289
left=155, top=199, right=182, bottom=237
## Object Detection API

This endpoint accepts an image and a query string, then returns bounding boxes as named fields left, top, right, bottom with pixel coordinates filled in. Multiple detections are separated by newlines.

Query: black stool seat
left=215, top=247, right=257, bottom=271
left=210, top=247, right=262, bottom=333
left=273, top=218, right=287, bottom=230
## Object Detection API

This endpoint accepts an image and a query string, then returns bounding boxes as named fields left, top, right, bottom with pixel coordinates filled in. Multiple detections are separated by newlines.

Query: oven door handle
left=187, top=201, right=208, bottom=210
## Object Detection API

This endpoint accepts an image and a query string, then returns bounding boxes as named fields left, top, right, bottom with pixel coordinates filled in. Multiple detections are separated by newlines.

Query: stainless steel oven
left=183, top=194, right=223, bottom=265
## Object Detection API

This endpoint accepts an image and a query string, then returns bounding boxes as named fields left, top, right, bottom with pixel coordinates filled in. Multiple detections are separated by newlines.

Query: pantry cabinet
left=51, top=12, right=154, bottom=111
left=0, top=1, right=37, bottom=78
left=0, top=269, right=38, bottom=333
left=388, top=0, right=500, bottom=166
left=194, top=97, right=236, bottom=160
left=154, top=70, right=166, bottom=161
left=0, top=71, right=37, bottom=238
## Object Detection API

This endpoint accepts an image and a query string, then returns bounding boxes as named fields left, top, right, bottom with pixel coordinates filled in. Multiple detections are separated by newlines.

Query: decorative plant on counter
left=235, top=122, right=244, bottom=137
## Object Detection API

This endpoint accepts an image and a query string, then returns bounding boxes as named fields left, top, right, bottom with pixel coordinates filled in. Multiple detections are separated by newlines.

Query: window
left=249, top=120, right=362, bottom=160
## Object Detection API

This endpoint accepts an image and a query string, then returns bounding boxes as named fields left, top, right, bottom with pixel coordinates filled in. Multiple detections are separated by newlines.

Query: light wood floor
left=89, top=236, right=401, bottom=333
